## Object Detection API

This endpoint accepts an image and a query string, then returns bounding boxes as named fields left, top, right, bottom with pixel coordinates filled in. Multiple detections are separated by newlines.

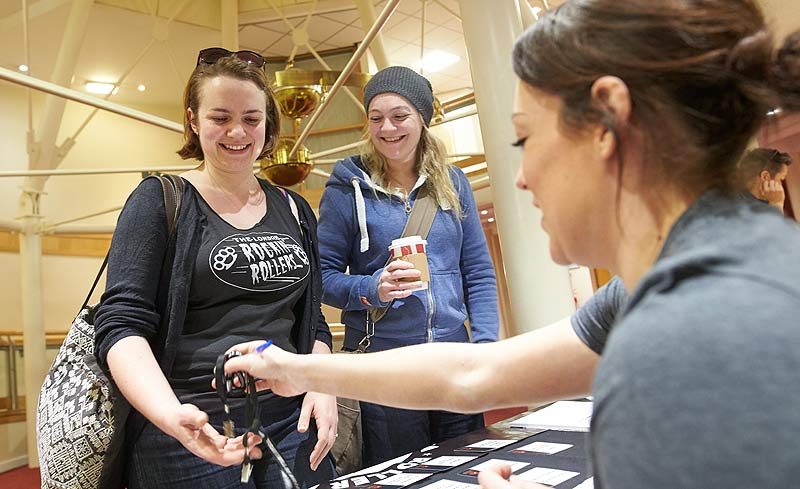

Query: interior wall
left=0, top=422, right=26, bottom=473
left=0, top=84, right=33, bottom=219
left=0, top=253, right=22, bottom=332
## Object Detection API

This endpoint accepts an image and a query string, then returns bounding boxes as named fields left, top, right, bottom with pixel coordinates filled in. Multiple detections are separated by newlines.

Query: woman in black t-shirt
left=94, top=49, right=336, bottom=488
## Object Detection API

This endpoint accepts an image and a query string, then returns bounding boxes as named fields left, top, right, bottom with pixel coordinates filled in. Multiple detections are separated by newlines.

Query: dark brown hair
left=512, top=0, right=800, bottom=196
left=737, top=147, right=793, bottom=184
left=177, top=55, right=281, bottom=161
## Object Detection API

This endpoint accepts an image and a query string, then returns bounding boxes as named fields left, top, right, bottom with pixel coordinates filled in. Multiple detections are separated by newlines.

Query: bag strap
left=357, top=184, right=439, bottom=352
left=398, top=184, right=437, bottom=241
left=276, top=186, right=301, bottom=228
left=160, top=174, right=184, bottom=236
left=80, top=175, right=183, bottom=311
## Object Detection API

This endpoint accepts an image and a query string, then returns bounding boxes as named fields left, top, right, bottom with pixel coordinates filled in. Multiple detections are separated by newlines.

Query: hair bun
left=771, top=30, right=800, bottom=110
left=726, top=30, right=772, bottom=79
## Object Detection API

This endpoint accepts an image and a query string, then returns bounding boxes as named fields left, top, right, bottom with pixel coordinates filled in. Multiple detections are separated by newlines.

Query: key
left=223, top=419, right=235, bottom=438
left=241, top=460, right=253, bottom=483
left=241, top=435, right=253, bottom=483
left=222, top=401, right=235, bottom=438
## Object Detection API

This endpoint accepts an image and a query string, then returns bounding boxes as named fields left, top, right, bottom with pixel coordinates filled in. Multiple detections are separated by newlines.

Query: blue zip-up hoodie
left=317, top=155, right=499, bottom=351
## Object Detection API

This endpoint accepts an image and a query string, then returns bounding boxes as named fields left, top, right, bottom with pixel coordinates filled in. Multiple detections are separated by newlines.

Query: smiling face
left=512, top=81, right=615, bottom=267
left=188, top=76, right=267, bottom=173
left=367, top=93, right=424, bottom=168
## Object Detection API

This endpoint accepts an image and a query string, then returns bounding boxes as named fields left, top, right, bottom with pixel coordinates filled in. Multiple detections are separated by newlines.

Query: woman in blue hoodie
left=316, top=66, right=499, bottom=467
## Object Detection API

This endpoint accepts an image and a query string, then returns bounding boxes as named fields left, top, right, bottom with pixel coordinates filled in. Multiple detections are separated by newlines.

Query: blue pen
left=256, top=340, right=273, bottom=353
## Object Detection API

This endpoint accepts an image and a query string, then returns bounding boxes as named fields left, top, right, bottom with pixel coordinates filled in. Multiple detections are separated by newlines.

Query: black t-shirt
left=170, top=181, right=310, bottom=417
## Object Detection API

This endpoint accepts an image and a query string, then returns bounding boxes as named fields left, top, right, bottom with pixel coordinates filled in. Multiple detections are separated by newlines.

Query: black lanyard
left=215, top=351, right=300, bottom=488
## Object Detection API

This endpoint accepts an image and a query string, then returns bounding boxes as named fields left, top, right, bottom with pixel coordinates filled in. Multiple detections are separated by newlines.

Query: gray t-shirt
left=571, top=275, right=627, bottom=354
left=588, top=189, right=800, bottom=488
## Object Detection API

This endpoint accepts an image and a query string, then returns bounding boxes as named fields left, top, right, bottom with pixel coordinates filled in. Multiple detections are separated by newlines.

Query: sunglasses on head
left=196, top=47, right=266, bottom=69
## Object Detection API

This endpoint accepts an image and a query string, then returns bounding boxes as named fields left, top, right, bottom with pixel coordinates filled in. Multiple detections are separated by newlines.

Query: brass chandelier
left=258, top=67, right=371, bottom=187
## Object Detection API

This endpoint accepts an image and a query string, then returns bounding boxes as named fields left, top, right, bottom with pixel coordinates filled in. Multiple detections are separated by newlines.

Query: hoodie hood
left=328, top=155, right=426, bottom=253
left=326, top=155, right=374, bottom=192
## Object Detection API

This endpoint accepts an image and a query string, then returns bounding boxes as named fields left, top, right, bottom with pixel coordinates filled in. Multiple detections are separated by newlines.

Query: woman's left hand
left=299, top=391, right=339, bottom=471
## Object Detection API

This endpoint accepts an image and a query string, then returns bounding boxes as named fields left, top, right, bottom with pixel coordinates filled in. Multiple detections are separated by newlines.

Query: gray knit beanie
left=363, top=66, right=434, bottom=126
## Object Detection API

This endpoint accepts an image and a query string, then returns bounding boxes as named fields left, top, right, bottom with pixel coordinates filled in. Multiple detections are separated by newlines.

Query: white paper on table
left=424, top=456, right=479, bottom=467
left=418, top=479, right=481, bottom=489
left=509, top=401, right=592, bottom=432
left=516, top=467, right=580, bottom=486
left=512, top=441, right=573, bottom=455
left=378, top=473, right=433, bottom=486
left=461, top=439, right=518, bottom=449
left=468, top=459, right=530, bottom=472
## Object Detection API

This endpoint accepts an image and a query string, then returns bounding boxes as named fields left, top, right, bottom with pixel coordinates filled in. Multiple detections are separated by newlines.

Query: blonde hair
left=360, top=124, right=463, bottom=218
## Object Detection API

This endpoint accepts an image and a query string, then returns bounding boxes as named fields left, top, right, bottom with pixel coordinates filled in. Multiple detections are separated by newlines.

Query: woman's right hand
left=377, top=259, right=423, bottom=303
left=222, top=341, right=307, bottom=398
left=162, top=403, right=262, bottom=466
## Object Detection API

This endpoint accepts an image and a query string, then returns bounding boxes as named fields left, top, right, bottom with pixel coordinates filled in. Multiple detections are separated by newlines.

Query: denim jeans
left=127, top=404, right=336, bottom=489
left=360, top=402, right=485, bottom=467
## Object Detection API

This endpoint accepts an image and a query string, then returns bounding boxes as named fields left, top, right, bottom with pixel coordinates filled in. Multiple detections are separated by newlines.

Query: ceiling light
left=413, top=50, right=460, bottom=73
left=480, top=210, right=488, bottom=215
left=85, top=82, right=117, bottom=94
left=487, top=217, right=495, bottom=223
left=19, top=64, right=29, bottom=72
left=137, top=84, right=146, bottom=92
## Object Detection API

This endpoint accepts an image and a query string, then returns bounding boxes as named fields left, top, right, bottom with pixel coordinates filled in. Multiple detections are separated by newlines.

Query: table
left=322, top=412, right=593, bottom=489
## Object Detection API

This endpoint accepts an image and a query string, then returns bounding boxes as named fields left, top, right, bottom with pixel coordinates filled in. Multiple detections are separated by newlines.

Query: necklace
left=205, top=170, right=265, bottom=211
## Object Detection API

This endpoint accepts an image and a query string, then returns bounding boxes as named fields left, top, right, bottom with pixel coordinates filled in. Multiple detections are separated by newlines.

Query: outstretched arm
left=226, top=316, right=598, bottom=413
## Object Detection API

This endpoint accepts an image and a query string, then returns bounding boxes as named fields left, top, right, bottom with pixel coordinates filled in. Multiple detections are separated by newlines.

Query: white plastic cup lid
left=390, top=235, right=427, bottom=248
left=388, top=235, right=427, bottom=257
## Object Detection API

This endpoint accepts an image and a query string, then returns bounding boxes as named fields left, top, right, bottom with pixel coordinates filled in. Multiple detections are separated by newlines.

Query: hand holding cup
left=377, top=236, right=430, bottom=303
left=378, top=260, right=424, bottom=302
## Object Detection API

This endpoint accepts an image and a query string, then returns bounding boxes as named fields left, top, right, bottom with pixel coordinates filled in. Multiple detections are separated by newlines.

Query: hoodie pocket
left=431, top=271, right=468, bottom=332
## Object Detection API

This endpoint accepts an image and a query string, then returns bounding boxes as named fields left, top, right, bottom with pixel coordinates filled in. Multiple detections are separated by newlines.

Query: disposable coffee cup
left=388, top=235, right=430, bottom=291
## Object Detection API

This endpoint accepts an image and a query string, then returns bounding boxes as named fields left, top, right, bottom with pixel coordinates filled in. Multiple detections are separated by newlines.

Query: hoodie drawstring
left=351, top=177, right=370, bottom=252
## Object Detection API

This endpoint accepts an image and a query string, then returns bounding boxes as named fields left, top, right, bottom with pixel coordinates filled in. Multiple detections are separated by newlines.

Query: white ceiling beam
left=239, top=0, right=356, bottom=26
left=355, top=0, right=389, bottom=69
left=0, top=0, right=71, bottom=34
left=221, top=0, right=240, bottom=49
left=0, top=66, right=183, bottom=134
